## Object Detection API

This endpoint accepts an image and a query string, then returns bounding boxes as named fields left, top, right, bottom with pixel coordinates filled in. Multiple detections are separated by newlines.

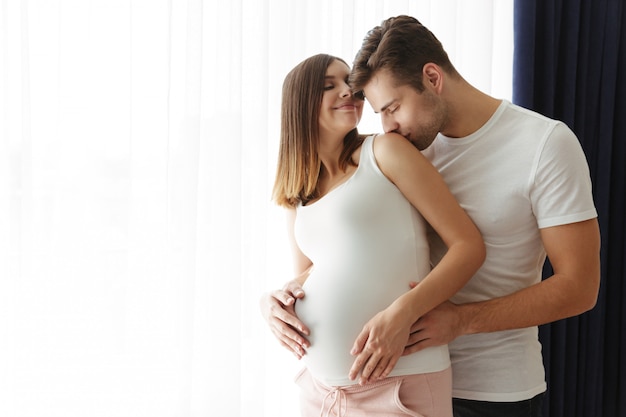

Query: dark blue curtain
left=513, top=0, right=626, bottom=416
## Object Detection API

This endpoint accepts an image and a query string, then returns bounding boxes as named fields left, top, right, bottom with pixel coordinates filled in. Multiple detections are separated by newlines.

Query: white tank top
left=294, top=135, right=450, bottom=386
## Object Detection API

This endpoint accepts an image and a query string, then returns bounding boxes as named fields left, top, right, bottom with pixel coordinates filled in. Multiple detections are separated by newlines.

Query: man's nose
left=382, top=115, right=398, bottom=134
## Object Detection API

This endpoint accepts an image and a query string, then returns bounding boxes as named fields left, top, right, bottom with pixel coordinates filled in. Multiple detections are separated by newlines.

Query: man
left=261, top=15, right=600, bottom=417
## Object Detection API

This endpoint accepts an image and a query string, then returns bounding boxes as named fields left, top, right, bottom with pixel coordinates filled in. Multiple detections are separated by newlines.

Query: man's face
left=363, top=69, right=446, bottom=150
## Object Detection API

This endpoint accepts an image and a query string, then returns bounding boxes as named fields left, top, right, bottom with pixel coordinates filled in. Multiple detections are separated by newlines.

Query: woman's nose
left=340, top=88, right=352, bottom=98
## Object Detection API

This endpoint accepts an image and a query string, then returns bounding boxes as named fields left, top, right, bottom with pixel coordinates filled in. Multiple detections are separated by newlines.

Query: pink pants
left=294, top=367, right=453, bottom=417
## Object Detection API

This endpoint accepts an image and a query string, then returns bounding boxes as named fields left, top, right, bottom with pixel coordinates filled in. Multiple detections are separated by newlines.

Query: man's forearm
left=460, top=273, right=599, bottom=335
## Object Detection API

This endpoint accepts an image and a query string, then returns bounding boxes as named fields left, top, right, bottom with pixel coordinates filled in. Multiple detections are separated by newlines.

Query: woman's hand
left=348, top=306, right=414, bottom=384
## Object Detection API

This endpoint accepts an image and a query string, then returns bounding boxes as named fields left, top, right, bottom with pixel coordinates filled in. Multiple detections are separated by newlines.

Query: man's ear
left=423, top=63, right=444, bottom=93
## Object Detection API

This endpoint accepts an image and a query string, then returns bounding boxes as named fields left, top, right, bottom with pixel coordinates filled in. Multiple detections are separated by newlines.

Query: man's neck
left=441, top=81, right=501, bottom=138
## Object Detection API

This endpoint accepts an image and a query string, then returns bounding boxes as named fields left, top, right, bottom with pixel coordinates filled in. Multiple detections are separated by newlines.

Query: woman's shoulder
left=371, top=133, right=431, bottom=182
left=372, top=132, right=417, bottom=159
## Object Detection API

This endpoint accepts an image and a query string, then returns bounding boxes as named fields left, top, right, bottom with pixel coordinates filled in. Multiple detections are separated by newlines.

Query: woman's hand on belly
left=348, top=306, right=414, bottom=385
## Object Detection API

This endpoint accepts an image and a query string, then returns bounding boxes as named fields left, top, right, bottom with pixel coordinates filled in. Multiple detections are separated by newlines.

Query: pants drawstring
left=319, top=386, right=347, bottom=417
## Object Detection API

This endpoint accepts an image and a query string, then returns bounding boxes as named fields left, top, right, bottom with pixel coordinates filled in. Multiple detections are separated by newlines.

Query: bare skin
left=259, top=271, right=311, bottom=359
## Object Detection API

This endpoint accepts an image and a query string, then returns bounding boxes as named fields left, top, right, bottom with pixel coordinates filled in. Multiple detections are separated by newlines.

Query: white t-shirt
left=294, top=135, right=450, bottom=386
left=422, top=100, right=598, bottom=401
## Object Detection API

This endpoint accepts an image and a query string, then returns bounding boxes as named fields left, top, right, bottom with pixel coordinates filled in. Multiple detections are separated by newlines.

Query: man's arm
left=405, top=218, right=601, bottom=352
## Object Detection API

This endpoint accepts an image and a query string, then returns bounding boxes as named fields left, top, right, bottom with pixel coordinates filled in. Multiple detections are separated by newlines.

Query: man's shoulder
left=503, top=101, right=563, bottom=127
left=496, top=101, right=570, bottom=141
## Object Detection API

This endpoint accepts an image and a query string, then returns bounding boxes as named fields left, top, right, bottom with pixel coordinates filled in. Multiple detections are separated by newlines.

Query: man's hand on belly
left=260, top=280, right=311, bottom=359
left=404, top=300, right=463, bottom=355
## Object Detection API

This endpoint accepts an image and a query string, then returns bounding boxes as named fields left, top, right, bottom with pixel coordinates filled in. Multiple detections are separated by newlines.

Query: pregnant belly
left=294, top=268, right=408, bottom=386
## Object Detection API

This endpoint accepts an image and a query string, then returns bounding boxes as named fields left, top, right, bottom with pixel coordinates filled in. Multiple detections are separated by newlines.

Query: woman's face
left=318, top=60, right=363, bottom=138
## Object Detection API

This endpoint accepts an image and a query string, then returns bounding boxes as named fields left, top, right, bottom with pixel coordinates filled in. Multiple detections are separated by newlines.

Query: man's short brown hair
left=350, top=15, right=457, bottom=96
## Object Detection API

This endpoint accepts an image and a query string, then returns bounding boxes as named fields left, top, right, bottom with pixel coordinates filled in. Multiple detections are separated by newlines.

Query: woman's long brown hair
left=272, top=54, right=364, bottom=207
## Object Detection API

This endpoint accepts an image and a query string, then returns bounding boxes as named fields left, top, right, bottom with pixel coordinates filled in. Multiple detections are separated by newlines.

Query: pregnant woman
left=270, top=54, right=485, bottom=417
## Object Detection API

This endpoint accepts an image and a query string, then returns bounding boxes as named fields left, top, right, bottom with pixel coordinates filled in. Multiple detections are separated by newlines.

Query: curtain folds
left=1, top=1, right=512, bottom=416
left=513, top=1, right=626, bottom=416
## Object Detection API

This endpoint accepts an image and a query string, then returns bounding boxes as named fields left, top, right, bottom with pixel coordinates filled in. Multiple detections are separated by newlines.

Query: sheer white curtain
left=0, top=1, right=512, bottom=416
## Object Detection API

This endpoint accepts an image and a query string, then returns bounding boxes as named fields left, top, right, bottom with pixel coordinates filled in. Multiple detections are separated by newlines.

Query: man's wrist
left=457, top=302, right=479, bottom=336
